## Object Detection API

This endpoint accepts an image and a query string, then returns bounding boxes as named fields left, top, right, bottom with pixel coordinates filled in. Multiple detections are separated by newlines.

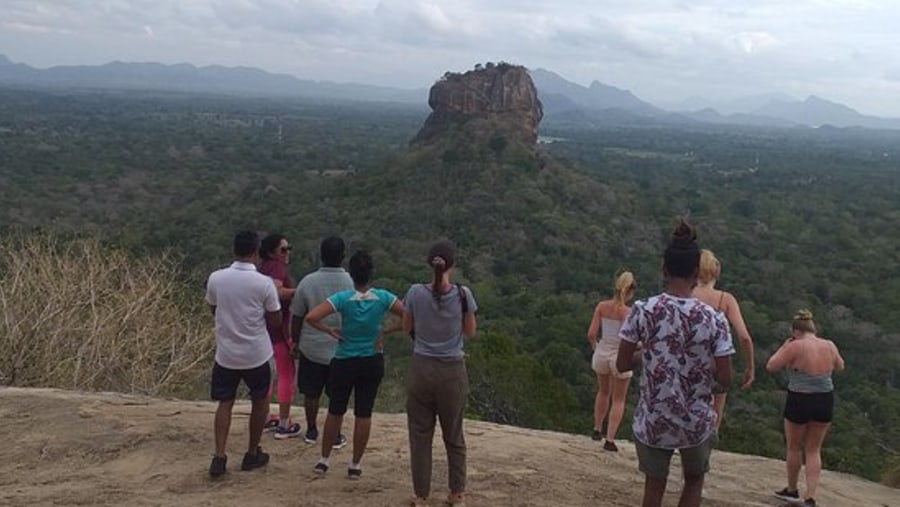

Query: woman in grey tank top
left=402, top=242, right=478, bottom=507
left=766, top=310, right=845, bottom=507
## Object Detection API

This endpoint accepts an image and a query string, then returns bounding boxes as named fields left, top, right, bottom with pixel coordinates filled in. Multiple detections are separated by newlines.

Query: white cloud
left=1, top=0, right=899, bottom=116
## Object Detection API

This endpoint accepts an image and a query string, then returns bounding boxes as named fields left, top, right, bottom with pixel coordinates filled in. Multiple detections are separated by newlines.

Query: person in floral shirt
left=617, top=219, right=734, bottom=507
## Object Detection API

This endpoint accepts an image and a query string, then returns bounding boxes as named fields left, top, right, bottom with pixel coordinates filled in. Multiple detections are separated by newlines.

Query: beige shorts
left=591, top=348, right=633, bottom=379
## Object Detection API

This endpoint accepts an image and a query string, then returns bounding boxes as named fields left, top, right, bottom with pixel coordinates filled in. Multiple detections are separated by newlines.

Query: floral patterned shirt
left=620, top=293, right=735, bottom=449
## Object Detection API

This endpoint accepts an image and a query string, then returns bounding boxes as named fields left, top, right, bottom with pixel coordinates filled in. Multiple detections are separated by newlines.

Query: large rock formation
left=414, top=63, right=543, bottom=146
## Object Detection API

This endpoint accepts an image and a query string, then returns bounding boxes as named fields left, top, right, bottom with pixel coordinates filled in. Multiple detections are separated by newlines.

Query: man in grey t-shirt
left=290, top=236, right=354, bottom=445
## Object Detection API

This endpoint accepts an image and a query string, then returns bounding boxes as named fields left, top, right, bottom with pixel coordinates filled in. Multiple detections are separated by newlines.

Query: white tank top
left=597, top=317, right=623, bottom=353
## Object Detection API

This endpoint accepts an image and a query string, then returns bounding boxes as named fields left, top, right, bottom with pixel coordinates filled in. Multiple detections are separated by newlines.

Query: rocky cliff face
left=414, top=63, right=543, bottom=146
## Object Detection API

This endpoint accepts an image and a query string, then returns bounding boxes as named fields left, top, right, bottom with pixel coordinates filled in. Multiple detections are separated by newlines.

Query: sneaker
left=347, top=467, right=362, bottom=480
left=313, top=462, right=329, bottom=475
left=591, top=429, right=602, bottom=441
left=264, top=416, right=280, bottom=432
left=774, top=488, right=800, bottom=502
left=603, top=440, right=619, bottom=452
left=803, top=499, right=816, bottom=507
left=208, top=455, right=227, bottom=478
left=240, top=447, right=270, bottom=471
left=333, top=434, right=348, bottom=450
left=304, top=427, right=319, bottom=444
left=273, top=423, right=302, bottom=440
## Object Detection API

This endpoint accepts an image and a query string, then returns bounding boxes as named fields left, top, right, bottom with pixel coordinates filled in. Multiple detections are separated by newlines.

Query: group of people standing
left=203, top=219, right=845, bottom=507
left=588, top=220, right=845, bottom=507
left=204, top=231, right=476, bottom=506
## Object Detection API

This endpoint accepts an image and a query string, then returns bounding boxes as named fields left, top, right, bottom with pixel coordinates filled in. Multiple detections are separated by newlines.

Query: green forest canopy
left=0, top=87, right=898, bottom=483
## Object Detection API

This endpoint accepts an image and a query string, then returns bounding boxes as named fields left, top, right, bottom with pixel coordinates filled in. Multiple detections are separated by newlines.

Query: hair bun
left=671, top=219, right=697, bottom=248
left=795, top=309, right=814, bottom=321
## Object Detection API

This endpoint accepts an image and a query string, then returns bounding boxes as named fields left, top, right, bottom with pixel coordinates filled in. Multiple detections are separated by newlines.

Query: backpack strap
left=456, top=283, right=469, bottom=314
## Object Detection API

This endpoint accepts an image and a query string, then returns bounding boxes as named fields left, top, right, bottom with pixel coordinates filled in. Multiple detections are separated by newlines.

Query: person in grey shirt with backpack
left=402, top=241, right=478, bottom=507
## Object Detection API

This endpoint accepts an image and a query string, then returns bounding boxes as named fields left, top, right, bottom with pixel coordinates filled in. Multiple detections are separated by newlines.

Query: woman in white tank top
left=692, top=249, right=756, bottom=433
left=586, top=271, right=636, bottom=451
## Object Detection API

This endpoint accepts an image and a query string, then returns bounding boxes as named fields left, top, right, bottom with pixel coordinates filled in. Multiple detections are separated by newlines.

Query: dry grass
left=0, top=234, right=212, bottom=396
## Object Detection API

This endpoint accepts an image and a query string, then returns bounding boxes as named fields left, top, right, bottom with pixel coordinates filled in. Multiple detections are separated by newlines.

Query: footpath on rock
left=1, top=388, right=896, bottom=507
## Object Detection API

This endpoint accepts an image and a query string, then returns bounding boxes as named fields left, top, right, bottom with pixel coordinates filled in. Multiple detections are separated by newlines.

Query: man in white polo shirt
left=205, top=230, right=282, bottom=478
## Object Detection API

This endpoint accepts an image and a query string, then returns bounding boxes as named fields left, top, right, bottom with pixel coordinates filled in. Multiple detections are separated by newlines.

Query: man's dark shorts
left=297, top=353, right=330, bottom=399
left=327, top=354, right=385, bottom=418
left=634, top=432, right=719, bottom=480
left=210, top=361, right=271, bottom=402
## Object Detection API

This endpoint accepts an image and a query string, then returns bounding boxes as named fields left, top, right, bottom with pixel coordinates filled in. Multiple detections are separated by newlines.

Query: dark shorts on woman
left=327, top=354, right=385, bottom=417
left=210, top=361, right=271, bottom=401
left=784, top=391, right=834, bottom=424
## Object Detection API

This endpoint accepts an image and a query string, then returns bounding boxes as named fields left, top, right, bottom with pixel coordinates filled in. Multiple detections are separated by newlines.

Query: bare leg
left=214, top=400, right=235, bottom=457
left=352, top=417, right=372, bottom=464
left=321, top=413, right=343, bottom=458
left=713, top=393, right=727, bottom=432
left=248, top=397, right=268, bottom=454
left=606, top=376, right=631, bottom=441
left=679, top=473, right=704, bottom=507
left=642, top=476, right=667, bottom=507
left=594, top=373, right=612, bottom=431
left=803, top=422, right=831, bottom=500
left=304, top=395, right=320, bottom=433
left=784, top=420, right=807, bottom=492
left=279, top=401, right=291, bottom=424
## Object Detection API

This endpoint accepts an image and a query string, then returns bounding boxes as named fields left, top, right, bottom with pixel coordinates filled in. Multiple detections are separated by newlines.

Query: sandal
left=447, top=492, right=466, bottom=506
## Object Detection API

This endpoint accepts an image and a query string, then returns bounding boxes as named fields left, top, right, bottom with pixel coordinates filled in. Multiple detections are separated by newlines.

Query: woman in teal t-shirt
left=305, top=251, right=403, bottom=479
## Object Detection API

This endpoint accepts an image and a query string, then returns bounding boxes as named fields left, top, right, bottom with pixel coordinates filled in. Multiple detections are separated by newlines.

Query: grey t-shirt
left=290, top=267, right=354, bottom=365
left=404, top=283, right=478, bottom=359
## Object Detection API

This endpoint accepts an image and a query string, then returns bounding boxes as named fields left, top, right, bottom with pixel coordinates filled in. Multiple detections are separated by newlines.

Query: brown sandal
left=446, top=493, right=466, bottom=505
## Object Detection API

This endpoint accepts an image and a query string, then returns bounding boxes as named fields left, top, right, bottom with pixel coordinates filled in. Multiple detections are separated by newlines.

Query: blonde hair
left=698, top=249, right=721, bottom=284
left=613, top=271, right=635, bottom=307
left=792, top=309, right=817, bottom=334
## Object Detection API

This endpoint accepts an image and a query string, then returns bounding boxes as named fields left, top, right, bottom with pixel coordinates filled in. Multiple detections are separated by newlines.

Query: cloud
left=733, top=31, right=780, bottom=54
left=2, top=0, right=900, bottom=115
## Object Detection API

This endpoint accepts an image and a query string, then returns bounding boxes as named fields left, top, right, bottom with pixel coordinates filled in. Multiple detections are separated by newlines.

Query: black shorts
left=327, top=355, right=385, bottom=418
left=297, top=353, right=331, bottom=399
left=784, top=391, right=834, bottom=424
left=210, top=361, right=271, bottom=402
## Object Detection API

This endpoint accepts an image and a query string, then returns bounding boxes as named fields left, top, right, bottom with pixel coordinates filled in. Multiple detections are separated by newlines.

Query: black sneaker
left=304, top=427, right=319, bottom=444
left=313, top=462, right=329, bottom=475
left=803, top=499, right=816, bottom=507
left=273, top=423, right=302, bottom=440
left=209, top=455, right=227, bottom=478
left=591, top=429, right=602, bottom=441
left=774, top=488, right=800, bottom=502
left=333, top=433, right=348, bottom=450
left=603, top=440, right=619, bottom=452
left=241, top=447, right=270, bottom=471
left=347, top=467, right=362, bottom=480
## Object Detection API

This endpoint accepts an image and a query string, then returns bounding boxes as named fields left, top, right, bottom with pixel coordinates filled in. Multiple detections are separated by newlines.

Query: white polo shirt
left=205, top=261, right=280, bottom=370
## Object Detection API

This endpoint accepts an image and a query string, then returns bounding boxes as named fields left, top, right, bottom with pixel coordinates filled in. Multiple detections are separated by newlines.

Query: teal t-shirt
left=327, top=288, right=397, bottom=359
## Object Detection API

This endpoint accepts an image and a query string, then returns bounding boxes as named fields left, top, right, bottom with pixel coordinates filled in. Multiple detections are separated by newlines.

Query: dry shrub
left=0, top=234, right=213, bottom=396
left=885, top=458, right=900, bottom=488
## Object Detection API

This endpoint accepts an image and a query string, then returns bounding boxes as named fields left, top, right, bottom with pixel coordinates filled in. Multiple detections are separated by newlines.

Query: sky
left=2, top=0, right=900, bottom=116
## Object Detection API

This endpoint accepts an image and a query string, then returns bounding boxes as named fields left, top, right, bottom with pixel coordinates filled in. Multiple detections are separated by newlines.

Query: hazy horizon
left=3, top=0, right=900, bottom=116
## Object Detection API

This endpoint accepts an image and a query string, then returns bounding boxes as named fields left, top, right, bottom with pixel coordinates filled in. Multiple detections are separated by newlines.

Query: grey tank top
left=788, top=370, right=834, bottom=393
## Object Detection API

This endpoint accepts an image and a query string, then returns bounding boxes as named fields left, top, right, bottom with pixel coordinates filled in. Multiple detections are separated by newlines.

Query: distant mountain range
left=0, top=54, right=426, bottom=105
left=2, top=54, right=899, bottom=130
